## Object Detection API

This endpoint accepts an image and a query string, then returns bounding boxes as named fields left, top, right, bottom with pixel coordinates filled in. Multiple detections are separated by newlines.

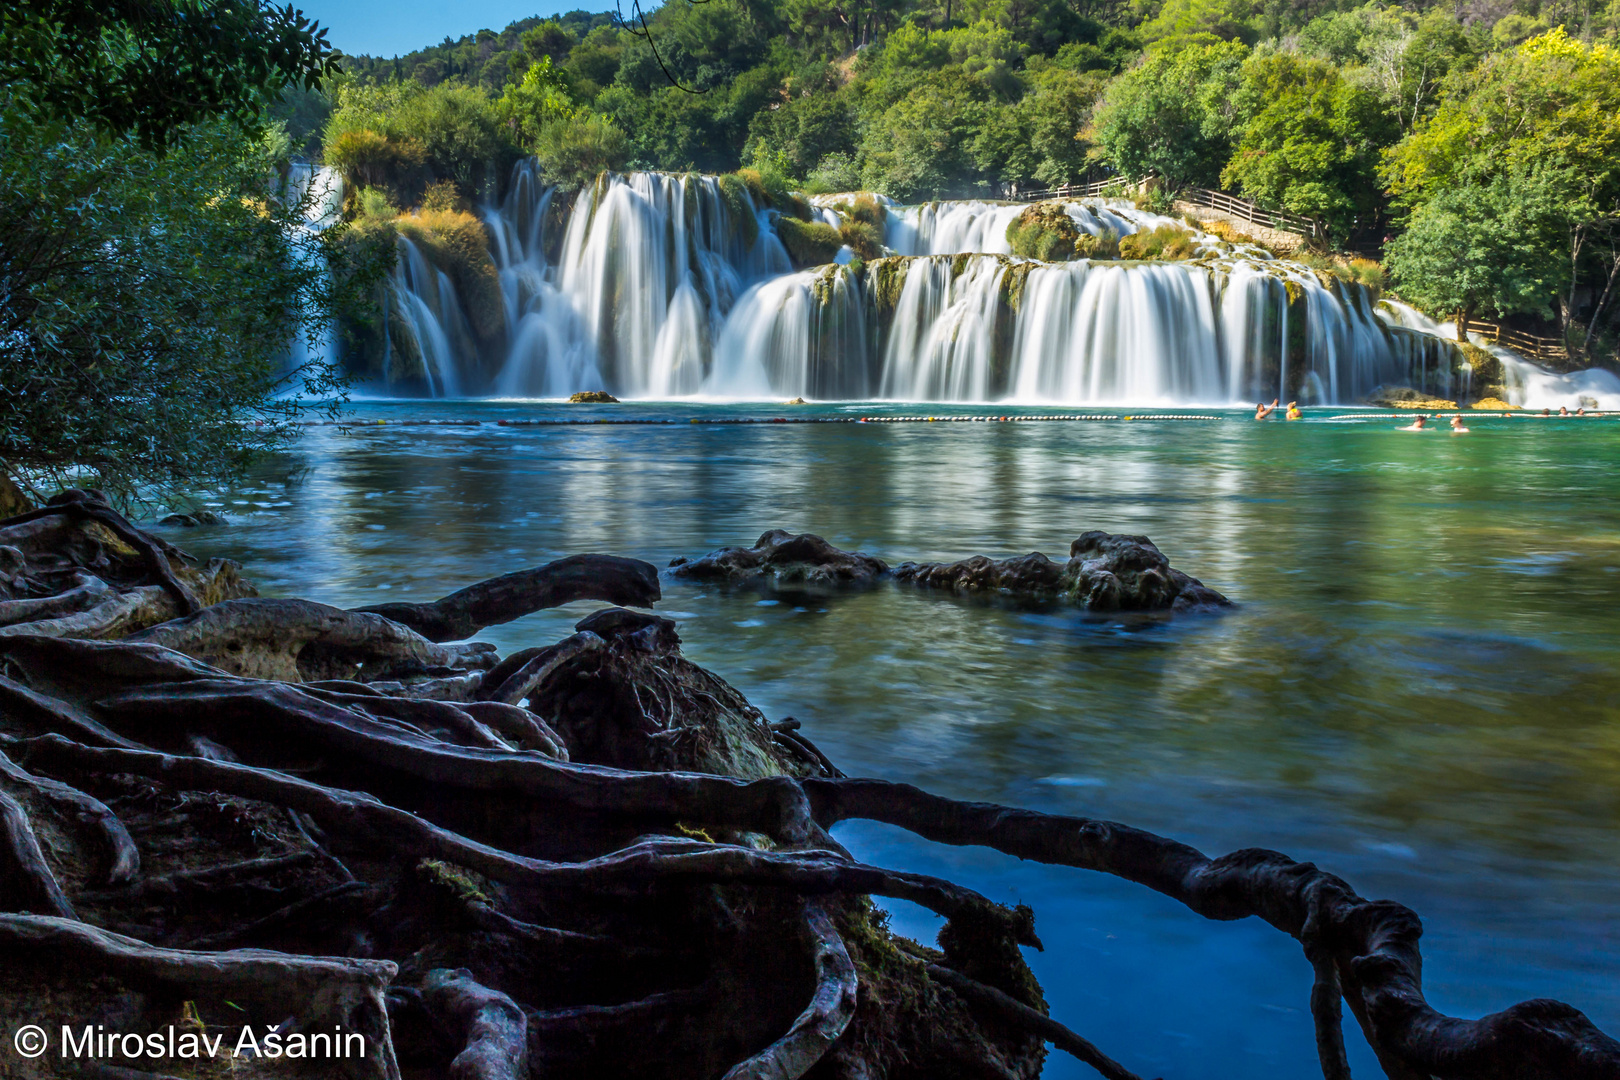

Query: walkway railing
left=1015, top=179, right=1325, bottom=244
left=1459, top=315, right=1571, bottom=363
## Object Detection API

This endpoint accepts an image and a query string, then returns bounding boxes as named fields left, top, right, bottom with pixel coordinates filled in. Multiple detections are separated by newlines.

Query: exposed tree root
left=0, top=747, right=139, bottom=884
left=0, top=505, right=1613, bottom=1080
left=127, top=598, right=496, bottom=682
left=924, top=963, right=1143, bottom=1080
left=0, top=913, right=401, bottom=1080
left=721, top=901, right=858, bottom=1080
left=0, top=787, right=76, bottom=916
left=423, top=968, right=530, bottom=1080
left=354, top=554, right=662, bottom=642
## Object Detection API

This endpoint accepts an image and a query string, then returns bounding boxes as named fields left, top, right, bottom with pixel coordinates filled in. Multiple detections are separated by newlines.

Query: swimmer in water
left=1398, top=415, right=1428, bottom=431
left=1255, top=398, right=1279, bottom=419
left=1560, top=405, right=1570, bottom=416
left=1286, top=401, right=1302, bottom=420
left=1449, top=415, right=1469, bottom=433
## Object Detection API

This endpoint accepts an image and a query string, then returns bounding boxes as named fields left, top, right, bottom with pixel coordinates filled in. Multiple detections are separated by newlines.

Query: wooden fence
left=1014, top=180, right=1326, bottom=244
left=1459, top=315, right=1571, bottom=363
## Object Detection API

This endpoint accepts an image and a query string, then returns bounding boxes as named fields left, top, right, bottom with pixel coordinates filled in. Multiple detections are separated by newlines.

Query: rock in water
left=668, top=530, right=889, bottom=585
left=568, top=390, right=619, bottom=403
left=676, top=529, right=1231, bottom=612
left=895, top=531, right=1231, bottom=612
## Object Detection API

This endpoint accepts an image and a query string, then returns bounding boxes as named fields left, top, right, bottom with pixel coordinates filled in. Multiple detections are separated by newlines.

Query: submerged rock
left=568, top=390, right=619, bottom=403
left=669, top=529, right=890, bottom=585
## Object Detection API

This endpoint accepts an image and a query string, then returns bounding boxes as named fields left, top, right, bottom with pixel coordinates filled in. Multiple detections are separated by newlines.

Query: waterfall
left=374, top=167, right=1596, bottom=405
left=283, top=163, right=342, bottom=375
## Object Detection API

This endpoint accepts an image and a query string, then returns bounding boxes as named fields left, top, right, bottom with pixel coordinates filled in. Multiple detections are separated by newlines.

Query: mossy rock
left=1459, top=342, right=1503, bottom=386
left=1367, top=385, right=1458, bottom=409
left=776, top=216, right=843, bottom=269
left=868, top=256, right=913, bottom=317
left=1117, top=223, right=1197, bottom=261
left=1006, top=202, right=1084, bottom=261
left=1471, top=396, right=1519, bottom=410
left=718, top=173, right=760, bottom=248
left=0, top=475, right=32, bottom=518
left=394, top=209, right=506, bottom=352
left=569, top=390, right=620, bottom=403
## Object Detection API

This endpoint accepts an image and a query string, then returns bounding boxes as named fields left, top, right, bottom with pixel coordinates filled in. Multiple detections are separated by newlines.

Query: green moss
left=776, top=215, right=843, bottom=269
left=394, top=209, right=506, bottom=348
left=1117, top=223, right=1197, bottom=261
left=1005, top=202, right=1084, bottom=261
left=999, top=260, right=1037, bottom=314
left=718, top=173, right=759, bottom=248
left=1460, top=341, right=1503, bottom=386
left=869, top=256, right=912, bottom=317
left=839, top=219, right=884, bottom=260
left=416, top=858, right=491, bottom=903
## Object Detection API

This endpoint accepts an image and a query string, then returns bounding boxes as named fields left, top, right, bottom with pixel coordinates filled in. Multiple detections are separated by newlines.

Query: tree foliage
left=0, top=108, right=356, bottom=502
left=1, top=0, right=337, bottom=152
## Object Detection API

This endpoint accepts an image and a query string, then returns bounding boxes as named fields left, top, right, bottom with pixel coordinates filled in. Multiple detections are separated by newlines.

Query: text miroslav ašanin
left=11, top=1023, right=366, bottom=1060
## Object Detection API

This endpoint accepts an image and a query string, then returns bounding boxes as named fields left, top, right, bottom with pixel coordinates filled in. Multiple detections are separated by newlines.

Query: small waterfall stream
left=369, top=166, right=1548, bottom=405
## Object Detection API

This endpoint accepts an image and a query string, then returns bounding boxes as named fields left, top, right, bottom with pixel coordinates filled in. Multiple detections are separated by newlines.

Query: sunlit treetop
left=0, top=0, right=338, bottom=152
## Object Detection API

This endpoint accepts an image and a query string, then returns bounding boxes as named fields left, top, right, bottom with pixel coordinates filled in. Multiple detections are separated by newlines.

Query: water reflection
left=167, top=402, right=1620, bottom=1079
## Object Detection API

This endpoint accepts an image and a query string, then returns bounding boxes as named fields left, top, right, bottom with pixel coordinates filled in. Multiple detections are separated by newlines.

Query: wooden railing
left=1176, top=188, right=1325, bottom=243
left=1016, top=177, right=1132, bottom=202
left=1015, top=180, right=1326, bottom=243
left=1459, top=315, right=1570, bottom=363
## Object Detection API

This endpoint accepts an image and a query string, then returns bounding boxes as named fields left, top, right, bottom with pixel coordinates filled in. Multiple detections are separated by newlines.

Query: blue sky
left=305, top=0, right=611, bottom=57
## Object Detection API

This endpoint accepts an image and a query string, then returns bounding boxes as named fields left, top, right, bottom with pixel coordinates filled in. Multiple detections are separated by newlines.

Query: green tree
left=1383, top=29, right=1620, bottom=337
left=1220, top=49, right=1398, bottom=235
left=532, top=115, right=631, bottom=189
left=1, top=0, right=336, bottom=152
left=1384, top=170, right=1570, bottom=333
left=1090, top=36, right=1248, bottom=188
left=0, top=108, right=353, bottom=501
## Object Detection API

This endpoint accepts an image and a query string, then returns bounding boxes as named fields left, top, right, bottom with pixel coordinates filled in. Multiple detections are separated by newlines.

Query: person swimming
left=1399, top=415, right=1428, bottom=431
left=1560, top=405, right=1570, bottom=416
left=1285, top=401, right=1302, bottom=420
left=1255, top=399, right=1278, bottom=419
left=1449, top=415, right=1469, bottom=433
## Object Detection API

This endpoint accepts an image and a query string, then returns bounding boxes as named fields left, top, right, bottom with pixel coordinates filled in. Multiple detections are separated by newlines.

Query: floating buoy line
left=297, top=411, right=1606, bottom=429
left=300, top=413, right=1228, bottom=428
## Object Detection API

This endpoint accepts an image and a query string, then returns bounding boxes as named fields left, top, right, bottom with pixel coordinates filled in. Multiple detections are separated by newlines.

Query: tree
left=0, top=0, right=336, bottom=152
left=1382, top=28, right=1620, bottom=337
left=532, top=115, right=632, bottom=189
left=1384, top=169, right=1571, bottom=335
left=1220, top=49, right=1398, bottom=236
left=0, top=108, right=353, bottom=502
left=1090, top=35, right=1248, bottom=188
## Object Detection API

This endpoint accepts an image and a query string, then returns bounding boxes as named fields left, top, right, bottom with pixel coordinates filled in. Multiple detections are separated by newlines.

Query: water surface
left=163, top=401, right=1620, bottom=1079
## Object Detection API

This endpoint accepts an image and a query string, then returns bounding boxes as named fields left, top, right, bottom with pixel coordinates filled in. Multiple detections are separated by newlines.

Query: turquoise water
left=162, top=400, right=1620, bottom=1078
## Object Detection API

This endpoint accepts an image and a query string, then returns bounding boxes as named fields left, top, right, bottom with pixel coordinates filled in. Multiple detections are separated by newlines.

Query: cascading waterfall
left=375, top=165, right=1570, bottom=404
left=282, top=163, right=343, bottom=374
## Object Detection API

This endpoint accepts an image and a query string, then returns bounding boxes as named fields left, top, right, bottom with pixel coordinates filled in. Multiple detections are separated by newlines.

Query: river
left=162, top=399, right=1620, bottom=1079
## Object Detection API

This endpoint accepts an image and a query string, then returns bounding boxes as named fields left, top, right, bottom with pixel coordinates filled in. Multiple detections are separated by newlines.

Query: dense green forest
left=295, top=0, right=1620, bottom=356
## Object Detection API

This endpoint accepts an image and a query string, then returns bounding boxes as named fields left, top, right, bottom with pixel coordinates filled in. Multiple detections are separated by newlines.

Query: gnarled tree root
left=0, top=913, right=401, bottom=1080
left=423, top=968, right=530, bottom=1080
left=721, top=901, right=858, bottom=1080
left=804, top=777, right=1620, bottom=1080
left=354, top=553, right=662, bottom=642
